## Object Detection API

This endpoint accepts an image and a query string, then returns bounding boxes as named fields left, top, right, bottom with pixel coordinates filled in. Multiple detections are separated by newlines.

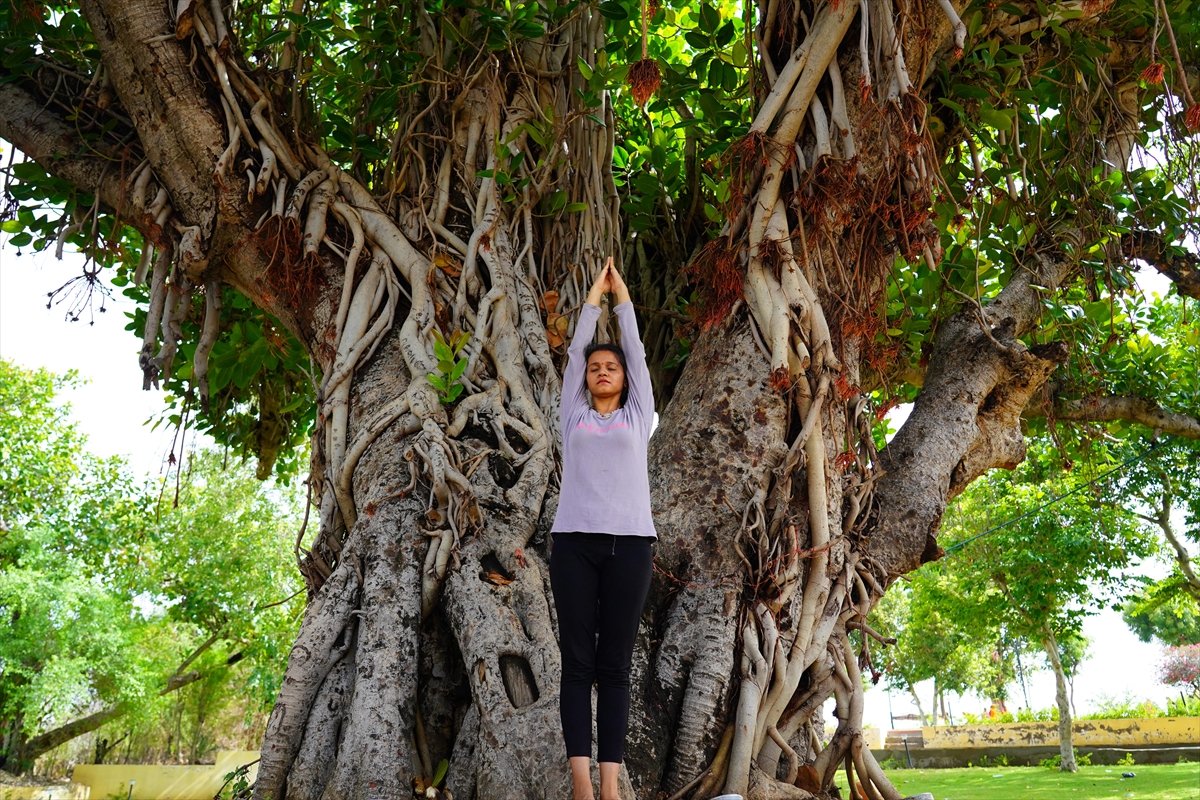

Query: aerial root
left=193, top=280, right=221, bottom=404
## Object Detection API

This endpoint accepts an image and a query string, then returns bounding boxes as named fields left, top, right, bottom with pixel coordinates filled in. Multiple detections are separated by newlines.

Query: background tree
left=869, top=566, right=1020, bottom=726
left=1125, top=583, right=1200, bottom=645
left=1057, top=295, right=1200, bottom=648
left=0, top=360, right=159, bottom=773
left=935, top=441, right=1155, bottom=771
left=3, top=1, right=1200, bottom=799
left=0, top=360, right=302, bottom=773
left=1117, top=436, right=1200, bottom=645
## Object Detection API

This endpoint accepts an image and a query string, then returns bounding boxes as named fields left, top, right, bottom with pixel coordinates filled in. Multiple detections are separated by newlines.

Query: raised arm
left=607, top=264, right=654, bottom=425
left=560, top=270, right=606, bottom=433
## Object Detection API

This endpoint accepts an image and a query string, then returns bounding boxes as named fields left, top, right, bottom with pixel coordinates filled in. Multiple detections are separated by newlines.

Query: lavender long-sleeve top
left=550, top=301, right=657, bottom=538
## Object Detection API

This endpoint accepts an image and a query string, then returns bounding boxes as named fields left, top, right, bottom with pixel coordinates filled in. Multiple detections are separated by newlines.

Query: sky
left=0, top=234, right=1184, bottom=734
left=1, top=237, right=187, bottom=476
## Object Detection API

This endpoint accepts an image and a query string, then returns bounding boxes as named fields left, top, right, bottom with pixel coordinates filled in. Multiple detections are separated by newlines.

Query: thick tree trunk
left=1041, top=627, right=1077, bottom=773
left=0, top=713, right=28, bottom=775
left=630, top=312, right=790, bottom=796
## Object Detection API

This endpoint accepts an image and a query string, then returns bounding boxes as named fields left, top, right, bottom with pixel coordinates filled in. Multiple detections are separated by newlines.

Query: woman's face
left=586, top=350, right=625, bottom=402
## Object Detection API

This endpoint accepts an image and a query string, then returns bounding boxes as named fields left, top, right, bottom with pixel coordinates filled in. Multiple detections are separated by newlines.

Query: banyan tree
left=2, top=0, right=1198, bottom=797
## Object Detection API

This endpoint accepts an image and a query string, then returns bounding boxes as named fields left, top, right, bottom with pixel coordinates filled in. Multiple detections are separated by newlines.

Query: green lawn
left=834, top=763, right=1200, bottom=799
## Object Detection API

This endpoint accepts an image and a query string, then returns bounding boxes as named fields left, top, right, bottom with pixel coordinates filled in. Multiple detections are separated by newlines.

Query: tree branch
left=996, top=1, right=1095, bottom=39
left=80, top=0, right=225, bottom=228
left=21, top=706, right=127, bottom=762
left=1152, top=492, right=1200, bottom=599
left=169, top=627, right=225, bottom=683
left=0, top=69, right=149, bottom=230
left=1052, top=395, right=1200, bottom=438
left=1122, top=230, right=1200, bottom=300
left=868, top=248, right=1074, bottom=578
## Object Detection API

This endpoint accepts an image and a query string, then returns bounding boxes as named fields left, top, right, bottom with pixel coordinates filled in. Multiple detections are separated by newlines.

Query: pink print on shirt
left=574, top=420, right=630, bottom=434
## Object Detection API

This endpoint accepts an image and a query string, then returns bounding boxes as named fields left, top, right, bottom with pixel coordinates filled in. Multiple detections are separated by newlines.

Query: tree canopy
left=3, top=1, right=1198, bottom=470
left=870, top=433, right=1157, bottom=761
left=0, top=360, right=303, bottom=773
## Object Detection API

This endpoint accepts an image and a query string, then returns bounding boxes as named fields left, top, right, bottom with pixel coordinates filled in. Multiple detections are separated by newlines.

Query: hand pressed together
left=585, top=256, right=631, bottom=307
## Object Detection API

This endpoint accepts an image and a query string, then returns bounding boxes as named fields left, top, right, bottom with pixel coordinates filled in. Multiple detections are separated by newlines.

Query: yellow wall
left=861, top=727, right=884, bottom=750
left=70, top=751, right=259, bottom=800
left=923, top=716, right=1200, bottom=749
left=0, top=786, right=88, bottom=800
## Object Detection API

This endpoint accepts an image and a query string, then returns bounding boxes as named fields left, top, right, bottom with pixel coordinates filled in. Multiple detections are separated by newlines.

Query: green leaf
left=542, top=190, right=567, bottom=214
left=939, top=97, right=966, bottom=117
left=597, top=1, right=628, bottom=21
left=952, top=83, right=990, bottom=101
left=258, top=29, right=291, bottom=47
left=715, top=20, right=735, bottom=47
left=730, top=41, right=748, bottom=67
left=978, top=105, right=1014, bottom=130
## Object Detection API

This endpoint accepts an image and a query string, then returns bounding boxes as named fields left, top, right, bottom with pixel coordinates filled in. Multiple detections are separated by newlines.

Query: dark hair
left=584, top=342, right=629, bottom=407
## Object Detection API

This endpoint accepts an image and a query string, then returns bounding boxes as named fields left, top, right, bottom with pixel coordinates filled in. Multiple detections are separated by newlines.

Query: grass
left=833, top=762, right=1200, bottom=799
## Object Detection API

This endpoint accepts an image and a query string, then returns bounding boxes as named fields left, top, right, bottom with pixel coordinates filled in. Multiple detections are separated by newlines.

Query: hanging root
left=194, top=280, right=221, bottom=404
left=152, top=273, right=191, bottom=385
left=936, top=0, right=967, bottom=54
left=139, top=248, right=171, bottom=389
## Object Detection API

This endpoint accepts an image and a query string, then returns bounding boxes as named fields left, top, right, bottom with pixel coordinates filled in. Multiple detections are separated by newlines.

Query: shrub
left=976, top=754, right=1009, bottom=768
left=1166, top=694, right=1200, bottom=717
left=962, top=707, right=1058, bottom=724
left=1039, top=752, right=1093, bottom=769
left=1079, top=696, right=1165, bottom=720
left=1015, top=707, right=1057, bottom=722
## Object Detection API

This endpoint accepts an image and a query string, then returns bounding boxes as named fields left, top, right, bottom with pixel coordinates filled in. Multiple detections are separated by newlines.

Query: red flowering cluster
left=685, top=239, right=744, bottom=330
left=1158, top=644, right=1200, bottom=693
left=1186, top=104, right=1200, bottom=133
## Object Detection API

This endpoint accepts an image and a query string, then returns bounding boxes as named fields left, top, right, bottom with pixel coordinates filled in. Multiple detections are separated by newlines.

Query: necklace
left=595, top=409, right=616, bottom=419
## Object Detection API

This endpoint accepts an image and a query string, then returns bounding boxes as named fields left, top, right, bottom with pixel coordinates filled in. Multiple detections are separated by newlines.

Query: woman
left=550, top=257, right=656, bottom=800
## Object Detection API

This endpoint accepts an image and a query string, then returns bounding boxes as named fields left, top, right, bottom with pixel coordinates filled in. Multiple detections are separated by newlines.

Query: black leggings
left=549, top=532, right=653, bottom=763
